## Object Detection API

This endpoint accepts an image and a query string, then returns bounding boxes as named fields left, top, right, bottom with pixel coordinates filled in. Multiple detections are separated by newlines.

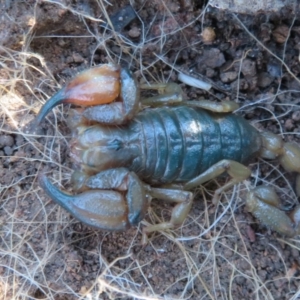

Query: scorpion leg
left=141, top=187, right=194, bottom=244
left=139, top=82, right=183, bottom=106
left=185, top=99, right=239, bottom=113
left=184, top=160, right=251, bottom=204
left=140, top=82, right=239, bottom=113
left=39, top=168, right=148, bottom=231
left=246, top=132, right=300, bottom=236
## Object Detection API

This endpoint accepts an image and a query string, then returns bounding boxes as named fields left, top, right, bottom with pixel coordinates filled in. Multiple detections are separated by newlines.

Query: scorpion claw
left=39, top=172, right=145, bottom=231
left=83, top=68, right=140, bottom=124
left=39, top=169, right=149, bottom=231
left=31, top=64, right=121, bottom=128
left=30, top=87, right=68, bottom=132
left=85, top=168, right=148, bottom=226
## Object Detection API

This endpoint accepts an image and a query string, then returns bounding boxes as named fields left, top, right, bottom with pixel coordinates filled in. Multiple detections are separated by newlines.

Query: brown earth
left=1, top=1, right=300, bottom=299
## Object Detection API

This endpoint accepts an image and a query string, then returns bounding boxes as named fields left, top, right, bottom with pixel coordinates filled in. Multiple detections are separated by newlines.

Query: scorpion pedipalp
left=39, top=169, right=148, bottom=231
left=31, top=64, right=121, bottom=128
left=82, top=68, right=140, bottom=124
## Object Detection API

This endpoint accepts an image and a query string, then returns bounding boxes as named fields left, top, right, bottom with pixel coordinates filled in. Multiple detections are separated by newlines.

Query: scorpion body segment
left=73, top=106, right=261, bottom=184
left=33, top=64, right=300, bottom=241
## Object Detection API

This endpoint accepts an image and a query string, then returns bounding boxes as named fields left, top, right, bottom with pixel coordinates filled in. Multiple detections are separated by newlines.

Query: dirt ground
left=1, top=1, right=300, bottom=299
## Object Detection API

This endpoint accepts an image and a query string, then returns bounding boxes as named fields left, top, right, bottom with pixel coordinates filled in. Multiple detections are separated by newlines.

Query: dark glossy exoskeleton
left=32, top=64, right=300, bottom=242
left=72, top=106, right=261, bottom=184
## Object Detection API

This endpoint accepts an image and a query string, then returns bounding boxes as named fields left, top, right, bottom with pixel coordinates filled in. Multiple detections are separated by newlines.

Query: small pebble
left=267, top=62, right=282, bottom=78
left=128, top=27, right=140, bottom=38
left=272, top=25, right=290, bottom=43
left=4, top=146, right=13, bottom=156
left=241, top=59, right=256, bottom=77
left=285, top=119, right=294, bottom=130
left=257, top=72, right=273, bottom=88
left=203, top=48, right=225, bottom=68
left=220, top=71, right=238, bottom=83
left=292, top=111, right=300, bottom=122
left=15, top=135, right=25, bottom=146
left=72, top=53, right=84, bottom=63
left=0, top=135, right=14, bottom=148
left=201, top=27, right=216, bottom=44
left=206, top=68, right=215, bottom=78
left=246, top=225, right=256, bottom=242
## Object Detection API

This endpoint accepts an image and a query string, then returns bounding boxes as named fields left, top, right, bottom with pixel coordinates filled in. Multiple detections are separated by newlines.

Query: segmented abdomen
left=132, top=106, right=261, bottom=184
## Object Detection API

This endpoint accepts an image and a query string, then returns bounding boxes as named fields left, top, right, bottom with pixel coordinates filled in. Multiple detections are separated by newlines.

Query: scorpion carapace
left=34, top=63, right=300, bottom=242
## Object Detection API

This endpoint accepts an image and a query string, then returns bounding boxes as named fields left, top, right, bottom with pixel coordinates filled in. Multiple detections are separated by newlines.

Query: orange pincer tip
left=32, top=64, right=121, bottom=127
left=65, top=64, right=121, bottom=106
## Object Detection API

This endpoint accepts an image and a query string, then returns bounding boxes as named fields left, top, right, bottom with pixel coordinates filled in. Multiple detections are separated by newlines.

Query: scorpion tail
left=39, top=173, right=131, bottom=231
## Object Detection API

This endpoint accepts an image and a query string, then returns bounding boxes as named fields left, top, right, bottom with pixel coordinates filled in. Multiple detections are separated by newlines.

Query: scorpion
left=32, top=63, right=300, bottom=242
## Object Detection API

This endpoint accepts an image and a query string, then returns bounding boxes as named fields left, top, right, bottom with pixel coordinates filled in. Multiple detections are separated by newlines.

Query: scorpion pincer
left=32, top=63, right=300, bottom=242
